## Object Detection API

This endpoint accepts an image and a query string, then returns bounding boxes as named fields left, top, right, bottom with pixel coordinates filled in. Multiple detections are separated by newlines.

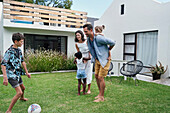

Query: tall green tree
left=15, top=0, right=73, bottom=9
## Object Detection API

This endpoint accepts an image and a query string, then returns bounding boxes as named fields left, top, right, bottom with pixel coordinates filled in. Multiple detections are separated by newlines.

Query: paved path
left=136, top=74, right=170, bottom=86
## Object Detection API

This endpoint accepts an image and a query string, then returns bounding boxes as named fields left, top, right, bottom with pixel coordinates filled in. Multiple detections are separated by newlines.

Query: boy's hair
left=83, top=24, right=93, bottom=31
left=95, top=25, right=105, bottom=33
left=75, top=30, right=85, bottom=42
left=74, top=51, right=82, bottom=59
left=12, top=33, right=25, bottom=43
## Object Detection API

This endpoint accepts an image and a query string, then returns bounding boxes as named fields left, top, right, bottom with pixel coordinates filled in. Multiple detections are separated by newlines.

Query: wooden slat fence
left=3, top=0, right=87, bottom=28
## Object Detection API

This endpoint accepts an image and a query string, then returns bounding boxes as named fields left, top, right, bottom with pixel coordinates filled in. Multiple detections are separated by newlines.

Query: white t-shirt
left=76, top=58, right=86, bottom=70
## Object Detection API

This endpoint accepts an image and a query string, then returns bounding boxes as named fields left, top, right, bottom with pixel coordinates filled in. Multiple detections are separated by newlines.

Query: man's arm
left=1, top=65, right=8, bottom=86
left=22, top=61, right=31, bottom=78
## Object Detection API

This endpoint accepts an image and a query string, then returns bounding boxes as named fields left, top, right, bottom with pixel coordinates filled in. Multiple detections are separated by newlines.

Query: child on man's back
left=95, top=25, right=111, bottom=60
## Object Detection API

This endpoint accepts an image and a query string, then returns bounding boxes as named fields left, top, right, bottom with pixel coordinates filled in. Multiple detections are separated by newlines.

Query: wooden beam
left=3, top=10, right=86, bottom=23
left=3, top=0, right=87, bottom=15
left=4, top=15, right=85, bottom=26
left=3, top=5, right=87, bottom=19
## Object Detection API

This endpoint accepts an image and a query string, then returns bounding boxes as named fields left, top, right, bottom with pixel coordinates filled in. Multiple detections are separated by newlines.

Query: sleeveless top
left=76, top=41, right=89, bottom=54
left=76, top=41, right=89, bottom=58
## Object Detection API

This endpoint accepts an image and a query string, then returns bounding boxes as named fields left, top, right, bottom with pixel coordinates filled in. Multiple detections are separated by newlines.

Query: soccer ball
left=28, top=104, right=41, bottom=113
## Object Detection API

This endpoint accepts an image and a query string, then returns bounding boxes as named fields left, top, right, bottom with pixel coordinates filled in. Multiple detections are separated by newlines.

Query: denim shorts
left=8, top=77, right=23, bottom=88
left=76, top=69, right=86, bottom=79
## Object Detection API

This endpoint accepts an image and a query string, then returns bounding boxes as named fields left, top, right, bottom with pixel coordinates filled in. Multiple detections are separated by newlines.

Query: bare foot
left=94, top=95, right=100, bottom=99
left=83, top=92, right=87, bottom=95
left=19, top=98, right=28, bottom=101
left=93, top=97, right=104, bottom=102
left=87, top=90, right=91, bottom=94
left=80, top=89, right=83, bottom=92
left=6, top=110, right=11, bottom=113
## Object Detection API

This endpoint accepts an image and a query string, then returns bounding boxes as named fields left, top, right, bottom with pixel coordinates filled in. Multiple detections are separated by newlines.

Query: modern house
left=0, top=0, right=87, bottom=57
left=95, top=0, right=170, bottom=78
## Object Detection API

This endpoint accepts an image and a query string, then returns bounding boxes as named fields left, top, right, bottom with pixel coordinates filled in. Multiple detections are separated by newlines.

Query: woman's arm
left=75, top=43, right=80, bottom=52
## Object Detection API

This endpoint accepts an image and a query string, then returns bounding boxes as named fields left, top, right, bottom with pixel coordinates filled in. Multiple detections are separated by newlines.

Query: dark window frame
left=121, top=4, right=125, bottom=15
left=123, top=30, right=158, bottom=61
left=24, top=34, right=67, bottom=55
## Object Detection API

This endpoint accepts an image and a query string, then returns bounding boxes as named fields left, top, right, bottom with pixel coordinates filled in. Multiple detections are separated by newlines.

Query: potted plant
left=149, top=61, right=168, bottom=80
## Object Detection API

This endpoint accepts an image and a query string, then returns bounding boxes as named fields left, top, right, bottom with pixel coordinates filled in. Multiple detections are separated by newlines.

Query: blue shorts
left=76, top=69, right=86, bottom=79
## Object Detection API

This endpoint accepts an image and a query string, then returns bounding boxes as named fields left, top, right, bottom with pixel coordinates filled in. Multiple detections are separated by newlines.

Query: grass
left=0, top=72, right=170, bottom=113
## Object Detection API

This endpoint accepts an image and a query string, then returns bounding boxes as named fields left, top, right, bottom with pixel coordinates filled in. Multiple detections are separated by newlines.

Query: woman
left=75, top=30, right=92, bottom=94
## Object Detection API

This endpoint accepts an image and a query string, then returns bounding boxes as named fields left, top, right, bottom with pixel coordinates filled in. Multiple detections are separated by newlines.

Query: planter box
left=152, top=73, right=161, bottom=80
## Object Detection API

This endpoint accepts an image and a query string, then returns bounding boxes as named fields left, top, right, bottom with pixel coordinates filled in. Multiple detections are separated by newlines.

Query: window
left=123, top=34, right=136, bottom=61
left=124, top=31, right=158, bottom=66
left=121, top=4, right=125, bottom=15
left=24, top=34, right=67, bottom=55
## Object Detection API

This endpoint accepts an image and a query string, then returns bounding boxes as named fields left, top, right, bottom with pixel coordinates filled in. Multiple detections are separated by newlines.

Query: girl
left=95, top=25, right=111, bottom=60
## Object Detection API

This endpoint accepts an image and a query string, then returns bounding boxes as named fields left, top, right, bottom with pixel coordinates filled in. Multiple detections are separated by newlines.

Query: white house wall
left=95, top=0, right=170, bottom=77
left=0, top=2, right=3, bottom=56
left=2, top=27, right=76, bottom=57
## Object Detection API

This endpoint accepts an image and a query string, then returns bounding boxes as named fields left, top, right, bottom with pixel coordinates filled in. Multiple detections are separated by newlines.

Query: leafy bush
left=24, top=49, right=76, bottom=72
left=0, top=55, right=2, bottom=74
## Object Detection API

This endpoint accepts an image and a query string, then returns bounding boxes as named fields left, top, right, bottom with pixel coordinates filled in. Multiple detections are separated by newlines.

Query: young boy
left=1, top=33, right=31, bottom=113
left=74, top=51, right=89, bottom=95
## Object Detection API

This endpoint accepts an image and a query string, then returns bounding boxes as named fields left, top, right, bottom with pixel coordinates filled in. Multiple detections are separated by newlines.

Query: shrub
left=24, top=49, right=76, bottom=72
left=0, top=55, right=2, bottom=74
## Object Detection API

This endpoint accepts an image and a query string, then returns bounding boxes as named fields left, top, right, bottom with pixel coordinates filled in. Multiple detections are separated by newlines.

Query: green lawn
left=0, top=72, right=170, bottom=113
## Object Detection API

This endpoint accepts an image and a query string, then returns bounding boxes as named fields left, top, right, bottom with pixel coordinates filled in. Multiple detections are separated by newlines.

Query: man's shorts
left=76, top=69, right=86, bottom=79
left=8, top=77, right=23, bottom=88
left=95, top=59, right=111, bottom=77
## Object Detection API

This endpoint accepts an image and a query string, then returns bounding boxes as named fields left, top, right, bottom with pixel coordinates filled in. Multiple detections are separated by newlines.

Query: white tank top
left=76, top=41, right=89, bottom=54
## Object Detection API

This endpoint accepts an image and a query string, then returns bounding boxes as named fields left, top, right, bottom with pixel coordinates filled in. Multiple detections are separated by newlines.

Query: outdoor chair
left=107, top=62, right=114, bottom=81
left=119, top=60, right=143, bottom=86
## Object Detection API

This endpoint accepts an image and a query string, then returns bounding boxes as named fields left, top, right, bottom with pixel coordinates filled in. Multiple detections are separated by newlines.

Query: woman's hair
left=95, top=25, right=105, bottom=33
left=75, top=30, right=85, bottom=42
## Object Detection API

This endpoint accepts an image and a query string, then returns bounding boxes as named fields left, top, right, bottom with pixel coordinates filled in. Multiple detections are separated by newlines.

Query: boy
left=1, top=33, right=31, bottom=113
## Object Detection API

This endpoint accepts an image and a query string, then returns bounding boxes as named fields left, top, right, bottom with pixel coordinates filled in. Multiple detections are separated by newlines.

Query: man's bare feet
left=87, top=90, right=91, bottom=94
left=94, top=95, right=100, bottom=99
left=93, top=97, right=104, bottom=102
left=19, top=98, right=28, bottom=101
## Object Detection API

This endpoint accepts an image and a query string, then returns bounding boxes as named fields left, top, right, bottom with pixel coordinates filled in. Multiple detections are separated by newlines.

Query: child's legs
left=7, top=86, right=23, bottom=112
left=82, top=78, right=86, bottom=94
left=20, top=84, right=25, bottom=99
left=78, top=79, right=81, bottom=95
left=18, top=77, right=26, bottom=99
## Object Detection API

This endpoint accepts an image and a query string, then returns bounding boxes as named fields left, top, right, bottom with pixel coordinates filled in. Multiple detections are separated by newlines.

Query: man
left=83, top=24, right=115, bottom=102
left=1, top=33, right=31, bottom=113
